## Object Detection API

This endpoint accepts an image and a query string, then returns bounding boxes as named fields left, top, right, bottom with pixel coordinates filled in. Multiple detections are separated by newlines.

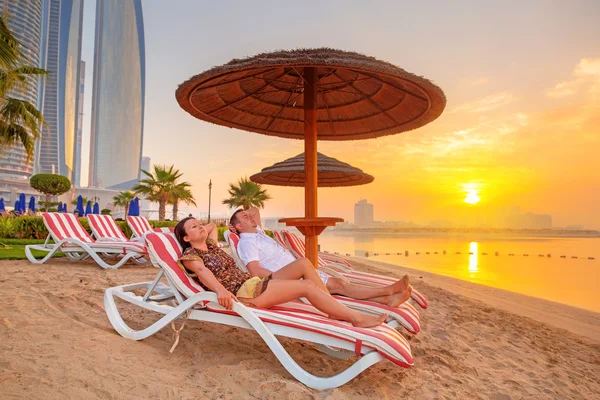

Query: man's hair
left=229, top=209, right=244, bottom=230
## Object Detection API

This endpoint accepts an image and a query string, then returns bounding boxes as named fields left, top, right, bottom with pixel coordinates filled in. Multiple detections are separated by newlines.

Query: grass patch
left=0, top=238, right=47, bottom=245
left=0, top=243, right=64, bottom=260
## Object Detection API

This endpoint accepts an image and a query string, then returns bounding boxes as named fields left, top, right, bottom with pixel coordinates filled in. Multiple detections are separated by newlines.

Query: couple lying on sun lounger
left=174, top=208, right=412, bottom=329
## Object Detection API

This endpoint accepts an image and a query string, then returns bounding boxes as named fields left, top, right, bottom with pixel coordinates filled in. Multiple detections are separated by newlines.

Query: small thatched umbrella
left=250, top=152, right=374, bottom=187
left=176, top=48, right=446, bottom=266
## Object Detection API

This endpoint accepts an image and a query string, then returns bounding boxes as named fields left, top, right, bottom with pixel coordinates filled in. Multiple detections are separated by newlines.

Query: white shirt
left=237, top=226, right=296, bottom=272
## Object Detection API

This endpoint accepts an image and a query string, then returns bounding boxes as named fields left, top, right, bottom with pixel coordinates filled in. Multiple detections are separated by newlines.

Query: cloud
left=547, top=57, right=600, bottom=98
left=452, top=92, right=516, bottom=113
left=459, top=77, right=489, bottom=88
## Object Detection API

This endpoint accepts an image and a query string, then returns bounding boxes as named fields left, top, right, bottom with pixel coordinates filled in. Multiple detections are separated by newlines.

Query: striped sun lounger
left=224, top=230, right=420, bottom=334
left=280, top=230, right=429, bottom=309
left=25, top=213, right=147, bottom=269
left=105, top=232, right=414, bottom=390
left=127, top=215, right=173, bottom=239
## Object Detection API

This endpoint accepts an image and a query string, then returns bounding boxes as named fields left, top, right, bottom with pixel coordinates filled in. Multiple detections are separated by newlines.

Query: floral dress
left=178, top=239, right=271, bottom=298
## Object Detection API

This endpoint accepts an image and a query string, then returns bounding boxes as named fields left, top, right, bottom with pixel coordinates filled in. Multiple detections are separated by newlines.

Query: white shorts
left=316, top=270, right=329, bottom=285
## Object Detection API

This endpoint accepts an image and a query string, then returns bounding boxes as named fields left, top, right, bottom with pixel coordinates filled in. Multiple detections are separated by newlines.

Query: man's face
left=235, top=211, right=257, bottom=232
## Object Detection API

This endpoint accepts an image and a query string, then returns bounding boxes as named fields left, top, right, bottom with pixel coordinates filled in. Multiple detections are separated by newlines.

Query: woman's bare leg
left=243, top=279, right=387, bottom=328
left=271, top=258, right=328, bottom=292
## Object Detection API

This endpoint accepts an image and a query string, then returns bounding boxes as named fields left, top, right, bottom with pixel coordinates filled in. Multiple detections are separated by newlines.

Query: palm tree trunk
left=172, top=201, right=179, bottom=221
left=159, top=201, right=166, bottom=221
left=45, top=194, right=50, bottom=212
left=125, top=204, right=129, bottom=217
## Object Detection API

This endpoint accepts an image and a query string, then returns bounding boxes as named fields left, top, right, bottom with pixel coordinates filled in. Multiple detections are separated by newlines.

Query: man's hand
left=215, top=287, right=237, bottom=310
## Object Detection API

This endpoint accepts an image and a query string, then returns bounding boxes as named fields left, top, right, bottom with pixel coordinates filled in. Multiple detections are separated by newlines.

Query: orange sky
left=78, top=1, right=600, bottom=228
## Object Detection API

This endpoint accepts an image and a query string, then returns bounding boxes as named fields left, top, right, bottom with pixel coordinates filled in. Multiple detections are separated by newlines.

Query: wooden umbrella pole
left=304, top=67, right=319, bottom=268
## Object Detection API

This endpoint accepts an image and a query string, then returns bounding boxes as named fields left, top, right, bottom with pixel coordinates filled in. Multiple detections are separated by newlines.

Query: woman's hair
left=174, top=216, right=196, bottom=250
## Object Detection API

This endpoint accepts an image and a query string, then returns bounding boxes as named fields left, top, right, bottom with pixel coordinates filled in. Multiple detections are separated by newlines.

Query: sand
left=1, top=258, right=599, bottom=399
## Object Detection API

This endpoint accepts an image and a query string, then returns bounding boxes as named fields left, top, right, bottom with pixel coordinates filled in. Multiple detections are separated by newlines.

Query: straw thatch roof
left=250, top=152, right=374, bottom=187
left=176, top=48, right=446, bottom=141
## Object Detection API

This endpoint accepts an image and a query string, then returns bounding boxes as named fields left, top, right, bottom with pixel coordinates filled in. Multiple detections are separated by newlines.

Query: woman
left=174, top=217, right=388, bottom=328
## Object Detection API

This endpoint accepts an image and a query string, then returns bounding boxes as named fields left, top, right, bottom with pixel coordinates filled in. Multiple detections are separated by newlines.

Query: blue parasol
left=93, top=202, right=100, bottom=215
left=0, top=198, right=5, bottom=212
left=28, top=196, right=36, bottom=213
left=75, top=195, right=84, bottom=216
left=14, top=200, right=20, bottom=214
left=57, top=202, right=63, bottom=213
left=85, top=200, right=92, bottom=216
left=19, top=193, right=26, bottom=213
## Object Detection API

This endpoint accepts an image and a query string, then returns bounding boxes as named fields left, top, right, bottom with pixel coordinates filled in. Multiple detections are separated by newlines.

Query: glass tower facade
left=37, top=0, right=84, bottom=181
left=0, top=0, right=44, bottom=179
left=73, top=60, right=84, bottom=186
left=89, top=0, right=145, bottom=189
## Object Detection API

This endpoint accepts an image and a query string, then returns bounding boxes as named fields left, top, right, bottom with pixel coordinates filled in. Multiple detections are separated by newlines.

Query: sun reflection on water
left=468, top=242, right=479, bottom=275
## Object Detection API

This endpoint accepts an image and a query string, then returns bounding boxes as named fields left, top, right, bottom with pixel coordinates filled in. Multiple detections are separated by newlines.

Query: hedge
left=0, top=216, right=272, bottom=241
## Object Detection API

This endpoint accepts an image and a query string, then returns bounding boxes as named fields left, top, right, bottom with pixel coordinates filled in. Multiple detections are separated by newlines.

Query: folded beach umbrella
left=19, top=193, right=26, bottom=213
left=128, top=199, right=138, bottom=216
left=28, top=196, right=36, bottom=213
left=62, top=203, right=68, bottom=213
left=133, top=197, right=140, bottom=216
left=93, top=202, right=100, bottom=215
left=85, top=200, right=92, bottom=216
left=57, top=202, right=63, bottom=213
left=14, top=200, right=20, bottom=214
left=75, top=195, right=84, bottom=215
left=0, top=198, right=5, bottom=212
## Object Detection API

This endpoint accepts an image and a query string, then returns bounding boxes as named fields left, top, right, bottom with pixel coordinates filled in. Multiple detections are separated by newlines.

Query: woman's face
left=183, top=218, right=208, bottom=243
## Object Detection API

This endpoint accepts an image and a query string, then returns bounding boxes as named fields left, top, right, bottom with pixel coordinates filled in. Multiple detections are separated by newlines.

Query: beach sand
left=1, top=258, right=599, bottom=399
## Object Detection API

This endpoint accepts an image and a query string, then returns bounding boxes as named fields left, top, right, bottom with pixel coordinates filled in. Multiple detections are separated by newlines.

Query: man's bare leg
left=271, top=258, right=328, bottom=292
left=326, top=275, right=409, bottom=300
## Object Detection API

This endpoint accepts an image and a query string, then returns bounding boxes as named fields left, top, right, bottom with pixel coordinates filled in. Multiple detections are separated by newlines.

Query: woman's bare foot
left=388, top=274, right=409, bottom=294
left=351, top=312, right=388, bottom=328
left=387, top=285, right=413, bottom=308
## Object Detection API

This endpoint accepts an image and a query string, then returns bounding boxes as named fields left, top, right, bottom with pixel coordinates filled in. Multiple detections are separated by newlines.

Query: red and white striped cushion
left=282, top=230, right=330, bottom=267
left=153, top=227, right=174, bottom=233
left=127, top=216, right=153, bottom=237
left=88, top=214, right=128, bottom=241
left=272, top=230, right=287, bottom=247
left=144, top=232, right=413, bottom=367
left=42, top=212, right=94, bottom=243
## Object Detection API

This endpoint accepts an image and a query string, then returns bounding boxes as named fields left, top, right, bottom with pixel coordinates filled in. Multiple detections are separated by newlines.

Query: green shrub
left=13, top=216, right=48, bottom=239
left=30, top=174, right=71, bottom=211
left=0, top=216, right=18, bottom=238
left=101, top=208, right=111, bottom=215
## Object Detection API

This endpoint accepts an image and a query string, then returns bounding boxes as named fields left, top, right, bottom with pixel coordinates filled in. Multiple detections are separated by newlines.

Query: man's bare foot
left=389, top=274, right=409, bottom=294
left=387, top=285, right=413, bottom=308
left=351, top=312, right=388, bottom=328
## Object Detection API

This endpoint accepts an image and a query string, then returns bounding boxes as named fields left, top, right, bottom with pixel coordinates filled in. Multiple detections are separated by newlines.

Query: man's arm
left=246, top=261, right=272, bottom=278
left=248, top=207, right=263, bottom=229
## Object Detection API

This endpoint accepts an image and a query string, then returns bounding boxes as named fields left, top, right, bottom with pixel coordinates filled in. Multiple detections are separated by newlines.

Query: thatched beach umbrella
left=176, top=48, right=446, bottom=266
left=250, top=152, right=374, bottom=187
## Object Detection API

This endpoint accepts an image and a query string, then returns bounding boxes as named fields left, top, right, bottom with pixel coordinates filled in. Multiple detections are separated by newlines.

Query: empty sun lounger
left=280, top=230, right=428, bottom=309
left=127, top=215, right=173, bottom=239
left=224, top=230, right=420, bottom=334
left=104, top=232, right=413, bottom=390
left=25, top=212, right=147, bottom=269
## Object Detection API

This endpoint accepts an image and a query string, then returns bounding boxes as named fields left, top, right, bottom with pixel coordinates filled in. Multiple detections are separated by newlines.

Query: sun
left=464, top=190, right=481, bottom=204
left=461, top=183, right=481, bottom=204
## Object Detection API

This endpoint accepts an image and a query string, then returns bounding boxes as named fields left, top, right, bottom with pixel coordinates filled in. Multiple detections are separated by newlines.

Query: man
left=230, top=207, right=412, bottom=307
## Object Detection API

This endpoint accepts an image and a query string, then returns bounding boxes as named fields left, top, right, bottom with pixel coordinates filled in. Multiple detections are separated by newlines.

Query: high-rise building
left=73, top=60, right=85, bottom=186
left=140, top=156, right=151, bottom=178
left=89, top=0, right=145, bottom=189
left=36, top=0, right=84, bottom=182
left=0, top=0, right=44, bottom=179
left=354, top=199, right=374, bottom=227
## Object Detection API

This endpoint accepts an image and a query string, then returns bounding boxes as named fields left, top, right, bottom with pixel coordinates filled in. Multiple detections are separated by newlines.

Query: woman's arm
left=204, top=222, right=219, bottom=243
left=184, top=259, right=237, bottom=310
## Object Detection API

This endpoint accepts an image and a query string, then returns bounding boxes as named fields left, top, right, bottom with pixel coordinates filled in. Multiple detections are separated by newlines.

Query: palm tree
left=222, top=177, right=271, bottom=210
left=170, top=181, right=196, bottom=221
left=0, top=14, right=47, bottom=160
left=133, top=165, right=182, bottom=221
left=112, top=191, right=135, bottom=217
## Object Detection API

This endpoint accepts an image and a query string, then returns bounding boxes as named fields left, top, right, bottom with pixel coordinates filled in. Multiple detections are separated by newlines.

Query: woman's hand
left=215, top=287, right=237, bottom=310
left=228, top=224, right=237, bottom=234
